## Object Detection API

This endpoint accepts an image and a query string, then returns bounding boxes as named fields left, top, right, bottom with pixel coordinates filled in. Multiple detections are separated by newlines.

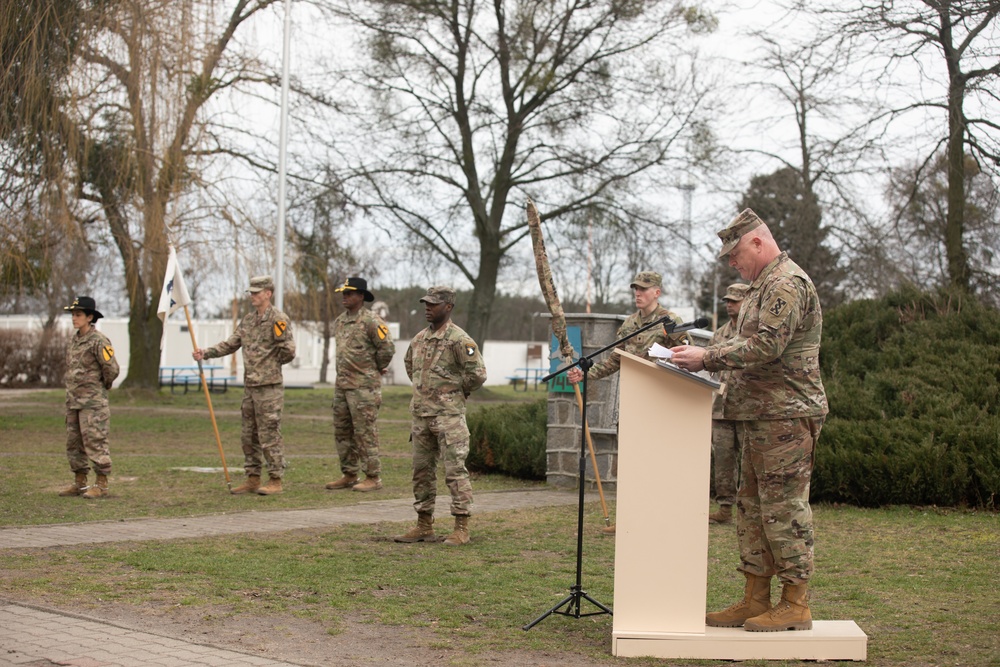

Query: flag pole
left=182, top=305, right=231, bottom=491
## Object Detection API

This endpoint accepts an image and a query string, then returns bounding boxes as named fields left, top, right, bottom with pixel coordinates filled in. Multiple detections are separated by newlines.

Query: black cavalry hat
left=63, top=296, right=104, bottom=321
left=334, top=277, right=375, bottom=302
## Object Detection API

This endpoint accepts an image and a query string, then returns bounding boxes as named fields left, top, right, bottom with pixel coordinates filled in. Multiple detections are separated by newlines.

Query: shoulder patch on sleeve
left=377, top=324, right=388, bottom=340
left=465, top=344, right=476, bottom=357
left=759, top=281, right=800, bottom=328
left=102, top=345, right=114, bottom=362
left=274, top=321, right=287, bottom=338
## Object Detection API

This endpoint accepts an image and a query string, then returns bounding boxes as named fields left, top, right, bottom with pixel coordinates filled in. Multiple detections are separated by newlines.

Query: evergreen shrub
left=467, top=398, right=547, bottom=479
left=816, top=287, right=1000, bottom=508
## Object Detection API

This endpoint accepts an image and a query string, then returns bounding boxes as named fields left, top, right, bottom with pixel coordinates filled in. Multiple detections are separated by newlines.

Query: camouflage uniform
left=203, top=304, right=296, bottom=479
left=703, top=251, right=827, bottom=585
left=404, top=320, right=487, bottom=517
left=588, top=305, right=686, bottom=381
left=710, top=316, right=741, bottom=507
left=333, top=306, right=395, bottom=478
left=65, top=327, right=120, bottom=476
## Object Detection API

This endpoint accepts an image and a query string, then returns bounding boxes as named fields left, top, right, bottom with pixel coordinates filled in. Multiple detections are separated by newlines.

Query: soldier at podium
left=670, top=209, right=828, bottom=633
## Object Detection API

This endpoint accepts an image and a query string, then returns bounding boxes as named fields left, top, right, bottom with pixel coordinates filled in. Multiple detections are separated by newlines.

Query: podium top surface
left=616, top=349, right=722, bottom=392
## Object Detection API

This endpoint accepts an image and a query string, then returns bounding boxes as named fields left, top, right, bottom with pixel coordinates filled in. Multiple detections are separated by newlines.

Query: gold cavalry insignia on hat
left=102, top=346, right=114, bottom=362
left=769, top=297, right=787, bottom=317
left=377, top=324, right=388, bottom=340
left=465, top=344, right=476, bottom=357
left=274, top=321, right=287, bottom=337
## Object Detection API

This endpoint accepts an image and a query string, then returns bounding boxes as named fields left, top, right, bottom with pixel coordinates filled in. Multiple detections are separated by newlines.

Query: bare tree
left=555, top=202, right=678, bottom=310
left=797, top=0, right=1000, bottom=296
left=884, top=151, right=1000, bottom=301
left=2, top=0, right=285, bottom=388
left=286, top=171, right=371, bottom=383
left=0, top=0, right=84, bottom=309
left=320, top=0, right=720, bottom=344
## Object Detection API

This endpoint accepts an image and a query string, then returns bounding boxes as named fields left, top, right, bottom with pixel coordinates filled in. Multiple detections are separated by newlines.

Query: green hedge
left=464, top=287, right=1000, bottom=508
left=467, top=399, right=547, bottom=479
left=815, top=287, right=1000, bottom=508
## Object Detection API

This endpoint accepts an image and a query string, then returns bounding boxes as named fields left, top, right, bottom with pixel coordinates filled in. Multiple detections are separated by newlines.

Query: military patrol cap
left=717, top=208, right=764, bottom=258
left=630, top=271, right=662, bottom=289
left=419, top=286, right=455, bottom=305
left=63, top=295, right=104, bottom=321
left=722, top=283, right=750, bottom=302
left=335, top=276, right=375, bottom=302
left=247, top=275, right=274, bottom=293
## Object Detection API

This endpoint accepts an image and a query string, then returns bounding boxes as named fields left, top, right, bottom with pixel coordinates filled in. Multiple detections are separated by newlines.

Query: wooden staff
left=526, top=197, right=610, bottom=528
left=182, top=304, right=231, bottom=491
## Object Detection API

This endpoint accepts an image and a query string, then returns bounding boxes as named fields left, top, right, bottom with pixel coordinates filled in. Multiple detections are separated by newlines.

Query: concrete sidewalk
left=0, top=489, right=585, bottom=549
left=0, top=488, right=591, bottom=666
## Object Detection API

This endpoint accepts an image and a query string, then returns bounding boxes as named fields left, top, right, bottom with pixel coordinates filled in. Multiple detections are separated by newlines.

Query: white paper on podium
left=647, top=342, right=673, bottom=359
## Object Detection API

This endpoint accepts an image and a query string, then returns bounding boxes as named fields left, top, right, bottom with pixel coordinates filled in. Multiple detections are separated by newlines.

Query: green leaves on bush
left=467, top=398, right=547, bottom=479
left=816, top=287, right=1000, bottom=508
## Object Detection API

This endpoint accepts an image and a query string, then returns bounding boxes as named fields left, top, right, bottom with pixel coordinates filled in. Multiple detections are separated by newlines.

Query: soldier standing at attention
left=395, top=286, right=486, bottom=546
left=325, top=277, right=395, bottom=493
left=708, top=283, right=750, bottom=525
left=60, top=296, right=120, bottom=499
left=671, top=209, right=828, bottom=632
left=565, top=270, right=687, bottom=535
left=193, top=275, right=296, bottom=496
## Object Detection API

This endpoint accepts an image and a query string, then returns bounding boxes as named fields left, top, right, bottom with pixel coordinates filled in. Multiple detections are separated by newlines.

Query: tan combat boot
left=325, top=474, right=358, bottom=490
left=705, top=573, right=772, bottom=627
left=231, top=474, right=261, bottom=495
left=394, top=512, right=438, bottom=543
left=744, top=582, right=812, bottom=632
left=59, top=472, right=89, bottom=497
left=352, top=476, right=382, bottom=492
left=256, top=476, right=283, bottom=495
left=81, top=474, right=108, bottom=499
left=709, top=504, right=733, bottom=524
left=443, top=515, right=470, bottom=546
left=601, top=524, right=616, bottom=536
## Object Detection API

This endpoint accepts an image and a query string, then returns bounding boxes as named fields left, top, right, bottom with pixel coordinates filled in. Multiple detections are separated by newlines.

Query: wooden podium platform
left=611, top=350, right=867, bottom=661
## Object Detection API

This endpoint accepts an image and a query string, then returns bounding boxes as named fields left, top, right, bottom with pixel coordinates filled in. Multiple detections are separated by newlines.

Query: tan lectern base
left=613, top=620, right=868, bottom=660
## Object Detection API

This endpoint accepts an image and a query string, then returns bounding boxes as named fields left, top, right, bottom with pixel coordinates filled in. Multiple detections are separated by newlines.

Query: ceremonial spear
left=525, top=197, right=610, bottom=528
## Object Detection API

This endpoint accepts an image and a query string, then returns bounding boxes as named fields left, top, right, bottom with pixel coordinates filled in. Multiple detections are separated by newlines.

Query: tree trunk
left=320, top=317, right=331, bottom=384
left=465, top=239, right=503, bottom=348
left=124, top=302, right=164, bottom=390
left=100, top=186, right=167, bottom=390
left=945, top=76, right=970, bottom=293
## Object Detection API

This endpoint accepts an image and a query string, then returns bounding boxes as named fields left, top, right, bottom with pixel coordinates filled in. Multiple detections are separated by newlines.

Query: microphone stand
left=523, top=317, right=706, bottom=631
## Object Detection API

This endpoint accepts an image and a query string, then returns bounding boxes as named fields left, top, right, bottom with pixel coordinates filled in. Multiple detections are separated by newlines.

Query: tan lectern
left=611, top=350, right=867, bottom=660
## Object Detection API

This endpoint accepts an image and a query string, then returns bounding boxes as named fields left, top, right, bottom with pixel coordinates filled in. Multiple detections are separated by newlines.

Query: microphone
left=665, top=317, right=710, bottom=334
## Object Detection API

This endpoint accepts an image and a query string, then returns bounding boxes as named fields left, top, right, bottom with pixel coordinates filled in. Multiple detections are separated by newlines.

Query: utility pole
left=275, top=0, right=292, bottom=310
left=679, top=183, right=695, bottom=314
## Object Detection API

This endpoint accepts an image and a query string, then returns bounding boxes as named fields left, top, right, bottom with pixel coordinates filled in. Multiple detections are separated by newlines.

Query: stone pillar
left=545, top=313, right=624, bottom=491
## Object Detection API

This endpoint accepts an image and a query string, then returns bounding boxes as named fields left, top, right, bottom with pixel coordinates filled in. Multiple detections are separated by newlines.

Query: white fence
left=1, top=315, right=554, bottom=389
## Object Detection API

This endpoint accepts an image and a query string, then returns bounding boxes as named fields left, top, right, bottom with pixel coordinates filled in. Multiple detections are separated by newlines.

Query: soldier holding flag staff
left=193, top=275, right=296, bottom=495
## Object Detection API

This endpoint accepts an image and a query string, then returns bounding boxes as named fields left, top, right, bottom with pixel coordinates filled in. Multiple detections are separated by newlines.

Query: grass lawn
left=1, top=386, right=998, bottom=666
